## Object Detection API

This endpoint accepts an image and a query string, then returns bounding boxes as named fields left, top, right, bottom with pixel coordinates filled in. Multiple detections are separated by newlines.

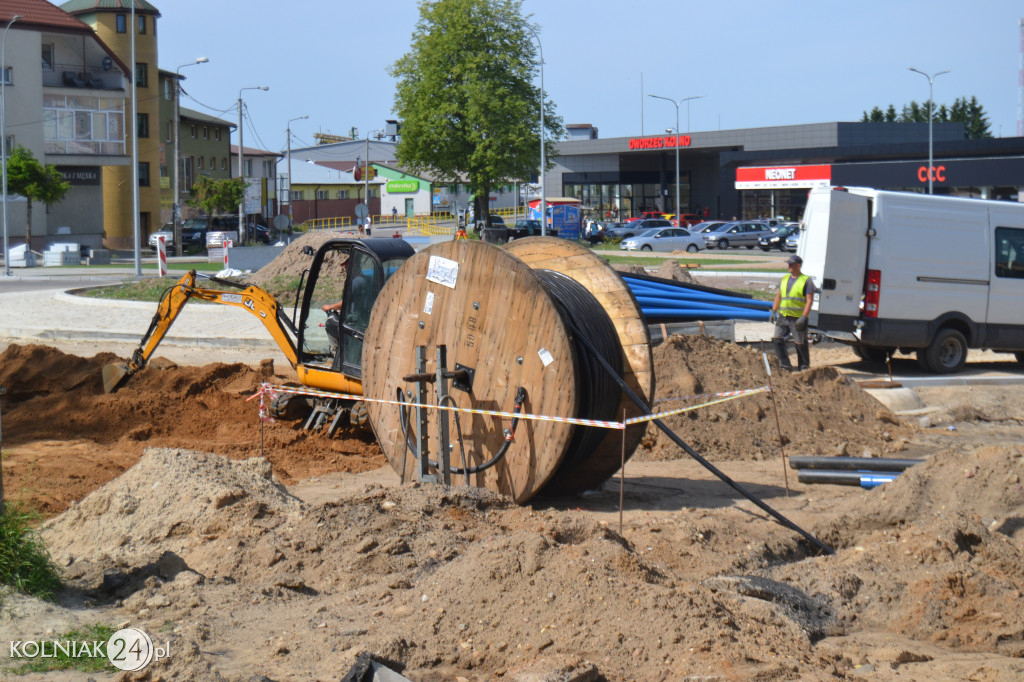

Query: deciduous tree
left=5, top=146, right=70, bottom=246
left=390, top=0, right=563, bottom=227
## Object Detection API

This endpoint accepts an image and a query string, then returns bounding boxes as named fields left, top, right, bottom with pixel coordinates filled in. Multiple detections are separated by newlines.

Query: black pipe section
left=797, top=470, right=900, bottom=487
left=564, top=318, right=835, bottom=556
left=789, top=456, right=923, bottom=472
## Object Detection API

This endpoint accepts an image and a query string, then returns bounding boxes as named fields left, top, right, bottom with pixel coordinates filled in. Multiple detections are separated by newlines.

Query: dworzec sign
left=386, top=179, right=420, bottom=193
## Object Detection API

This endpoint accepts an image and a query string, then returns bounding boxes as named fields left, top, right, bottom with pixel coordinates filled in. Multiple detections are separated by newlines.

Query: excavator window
left=304, top=249, right=350, bottom=360
left=339, top=251, right=382, bottom=376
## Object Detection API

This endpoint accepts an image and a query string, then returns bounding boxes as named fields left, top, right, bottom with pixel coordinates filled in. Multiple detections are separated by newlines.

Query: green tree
left=860, top=97, right=992, bottom=138
left=5, top=146, right=70, bottom=246
left=390, top=0, right=563, bottom=227
left=188, top=176, right=245, bottom=215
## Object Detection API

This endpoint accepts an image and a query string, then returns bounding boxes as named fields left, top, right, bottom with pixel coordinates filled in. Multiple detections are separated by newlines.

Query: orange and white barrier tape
left=247, top=382, right=770, bottom=430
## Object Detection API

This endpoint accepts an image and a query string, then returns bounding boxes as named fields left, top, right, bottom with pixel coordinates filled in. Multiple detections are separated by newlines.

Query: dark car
left=180, top=218, right=209, bottom=248
left=247, top=223, right=274, bottom=244
left=509, top=219, right=556, bottom=239
left=758, top=224, right=798, bottom=251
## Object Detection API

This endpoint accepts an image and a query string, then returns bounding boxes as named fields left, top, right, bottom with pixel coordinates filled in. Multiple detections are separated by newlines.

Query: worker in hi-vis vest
left=769, top=255, right=817, bottom=371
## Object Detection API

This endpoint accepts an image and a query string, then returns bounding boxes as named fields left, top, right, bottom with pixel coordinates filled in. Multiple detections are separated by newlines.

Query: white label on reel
left=426, top=256, right=459, bottom=289
left=423, top=291, right=435, bottom=315
left=538, top=348, right=554, bottom=367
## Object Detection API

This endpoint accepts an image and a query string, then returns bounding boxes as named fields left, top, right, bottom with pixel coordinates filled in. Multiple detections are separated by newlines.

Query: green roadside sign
left=386, top=179, right=420, bottom=193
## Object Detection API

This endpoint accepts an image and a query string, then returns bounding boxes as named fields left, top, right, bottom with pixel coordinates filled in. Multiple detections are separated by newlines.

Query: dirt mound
left=43, top=447, right=303, bottom=566
left=638, top=334, right=914, bottom=461
left=0, top=344, right=383, bottom=516
left=247, top=230, right=351, bottom=288
left=653, top=259, right=697, bottom=283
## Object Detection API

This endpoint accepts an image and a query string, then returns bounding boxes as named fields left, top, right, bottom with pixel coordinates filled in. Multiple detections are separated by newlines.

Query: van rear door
left=799, top=188, right=870, bottom=327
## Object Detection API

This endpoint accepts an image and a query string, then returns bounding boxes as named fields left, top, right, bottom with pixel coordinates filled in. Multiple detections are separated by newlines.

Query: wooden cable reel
left=362, top=237, right=654, bottom=503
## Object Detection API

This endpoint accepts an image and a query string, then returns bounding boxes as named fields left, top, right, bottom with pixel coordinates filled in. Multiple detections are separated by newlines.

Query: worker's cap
left=786, top=255, right=803, bottom=265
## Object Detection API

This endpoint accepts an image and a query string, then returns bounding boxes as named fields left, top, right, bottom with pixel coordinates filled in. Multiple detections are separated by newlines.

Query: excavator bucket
left=102, top=362, right=132, bottom=394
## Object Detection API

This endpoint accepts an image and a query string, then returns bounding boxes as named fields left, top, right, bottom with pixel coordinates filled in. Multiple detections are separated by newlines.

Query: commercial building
left=1, top=0, right=130, bottom=251
left=550, top=122, right=1024, bottom=222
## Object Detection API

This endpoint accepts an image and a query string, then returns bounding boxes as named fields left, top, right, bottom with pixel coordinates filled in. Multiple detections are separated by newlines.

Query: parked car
left=509, top=219, right=552, bottom=239
left=669, top=213, right=704, bottom=227
left=606, top=218, right=672, bottom=240
left=473, top=214, right=506, bottom=231
left=692, top=220, right=727, bottom=234
left=758, top=224, right=799, bottom=251
left=148, top=224, right=175, bottom=250
left=702, top=221, right=771, bottom=249
left=620, top=227, right=705, bottom=253
left=784, top=231, right=800, bottom=252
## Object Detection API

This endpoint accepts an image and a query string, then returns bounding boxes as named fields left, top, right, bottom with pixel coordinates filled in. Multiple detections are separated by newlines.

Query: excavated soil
left=3, top=336, right=1024, bottom=680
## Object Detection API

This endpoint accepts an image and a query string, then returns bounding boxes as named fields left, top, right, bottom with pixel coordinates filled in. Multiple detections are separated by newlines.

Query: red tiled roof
left=0, top=0, right=93, bottom=32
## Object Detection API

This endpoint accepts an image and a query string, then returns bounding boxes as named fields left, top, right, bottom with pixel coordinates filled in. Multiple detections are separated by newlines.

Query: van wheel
left=922, top=328, right=968, bottom=374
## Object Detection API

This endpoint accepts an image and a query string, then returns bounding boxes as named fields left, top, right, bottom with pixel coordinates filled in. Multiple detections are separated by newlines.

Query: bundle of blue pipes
left=621, top=272, right=772, bottom=322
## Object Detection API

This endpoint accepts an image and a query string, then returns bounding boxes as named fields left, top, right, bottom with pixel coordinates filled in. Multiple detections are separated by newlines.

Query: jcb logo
left=243, top=298, right=255, bottom=311
left=917, top=165, right=946, bottom=183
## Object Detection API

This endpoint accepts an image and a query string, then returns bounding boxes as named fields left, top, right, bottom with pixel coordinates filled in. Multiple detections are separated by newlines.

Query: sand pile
left=247, top=230, right=350, bottom=288
left=43, top=448, right=303, bottom=567
left=639, top=334, right=914, bottom=461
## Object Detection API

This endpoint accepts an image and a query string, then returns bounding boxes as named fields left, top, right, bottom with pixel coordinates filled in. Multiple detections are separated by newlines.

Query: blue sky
left=156, top=0, right=1024, bottom=154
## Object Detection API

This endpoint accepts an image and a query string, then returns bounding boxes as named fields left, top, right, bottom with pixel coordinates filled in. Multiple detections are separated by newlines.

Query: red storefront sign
left=628, top=135, right=692, bottom=150
left=735, top=165, right=832, bottom=189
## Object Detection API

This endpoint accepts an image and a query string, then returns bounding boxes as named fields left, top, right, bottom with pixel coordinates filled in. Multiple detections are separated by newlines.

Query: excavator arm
left=103, top=270, right=301, bottom=393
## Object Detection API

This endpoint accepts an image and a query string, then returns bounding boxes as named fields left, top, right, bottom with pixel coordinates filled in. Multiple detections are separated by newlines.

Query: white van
left=799, top=186, right=1024, bottom=373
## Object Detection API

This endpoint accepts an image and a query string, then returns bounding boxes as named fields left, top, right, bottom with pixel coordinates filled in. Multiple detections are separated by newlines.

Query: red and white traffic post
left=156, top=235, right=167, bottom=277
left=224, top=240, right=232, bottom=268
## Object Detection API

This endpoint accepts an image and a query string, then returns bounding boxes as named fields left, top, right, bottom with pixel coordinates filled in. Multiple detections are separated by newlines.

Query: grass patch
left=82, top=275, right=242, bottom=303
left=0, top=503, right=62, bottom=601
left=7, top=623, right=117, bottom=674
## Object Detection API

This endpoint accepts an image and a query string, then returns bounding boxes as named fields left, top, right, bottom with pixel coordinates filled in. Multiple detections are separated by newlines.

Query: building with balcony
left=61, top=0, right=161, bottom=249
left=155, top=68, right=233, bottom=226
left=1, top=0, right=130, bottom=250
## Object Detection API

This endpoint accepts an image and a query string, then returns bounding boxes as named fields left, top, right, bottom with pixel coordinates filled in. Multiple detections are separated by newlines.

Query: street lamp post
left=237, top=85, right=269, bottom=244
left=525, top=25, right=546, bottom=236
left=649, top=94, right=703, bottom=219
left=908, top=67, right=950, bottom=195
left=172, top=57, right=208, bottom=257
left=1, top=14, right=22, bottom=277
left=130, top=2, right=140, bottom=275
left=285, top=114, right=308, bottom=231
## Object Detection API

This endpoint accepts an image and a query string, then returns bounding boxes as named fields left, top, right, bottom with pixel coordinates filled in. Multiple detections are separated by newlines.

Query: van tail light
left=863, top=269, right=881, bottom=318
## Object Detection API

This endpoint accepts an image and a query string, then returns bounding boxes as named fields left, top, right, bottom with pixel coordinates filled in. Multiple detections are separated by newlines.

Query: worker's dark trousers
left=773, top=315, right=810, bottom=371
left=773, top=338, right=810, bottom=371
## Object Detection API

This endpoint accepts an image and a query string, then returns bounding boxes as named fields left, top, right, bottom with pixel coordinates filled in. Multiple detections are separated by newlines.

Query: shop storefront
left=551, top=123, right=1024, bottom=222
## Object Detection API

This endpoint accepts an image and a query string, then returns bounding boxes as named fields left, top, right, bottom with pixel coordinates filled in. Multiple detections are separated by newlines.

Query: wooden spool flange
left=505, top=237, right=654, bottom=495
left=362, top=238, right=652, bottom=502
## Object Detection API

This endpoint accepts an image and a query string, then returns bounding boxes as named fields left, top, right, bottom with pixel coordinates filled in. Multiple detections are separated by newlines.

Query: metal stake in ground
left=619, top=409, right=626, bottom=536
left=760, top=341, right=790, bottom=496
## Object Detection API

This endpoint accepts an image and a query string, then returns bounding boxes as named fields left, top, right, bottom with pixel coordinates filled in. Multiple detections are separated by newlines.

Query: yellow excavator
left=103, top=238, right=415, bottom=431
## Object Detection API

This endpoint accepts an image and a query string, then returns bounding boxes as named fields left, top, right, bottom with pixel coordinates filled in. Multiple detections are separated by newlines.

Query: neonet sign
left=628, top=135, right=691, bottom=150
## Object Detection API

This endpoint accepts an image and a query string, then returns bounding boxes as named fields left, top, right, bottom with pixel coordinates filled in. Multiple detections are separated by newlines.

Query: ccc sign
left=917, top=165, right=946, bottom=183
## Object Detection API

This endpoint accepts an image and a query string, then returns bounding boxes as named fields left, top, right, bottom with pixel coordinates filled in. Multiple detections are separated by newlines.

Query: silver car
left=702, top=221, right=771, bottom=249
left=620, top=227, right=705, bottom=253
left=148, top=224, right=174, bottom=250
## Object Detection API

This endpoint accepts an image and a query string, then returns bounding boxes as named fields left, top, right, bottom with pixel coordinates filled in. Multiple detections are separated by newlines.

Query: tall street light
left=237, top=85, right=269, bottom=244
left=1, top=14, right=22, bottom=277
left=172, top=56, right=208, bottom=257
left=908, top=67, right=950, bottom=195
left=650, top=94, right=703, bottom=219
left=525, top=24, right=546, bottom=236
left=286, top=114, right=307, bottom=231
left=130, top=2, right=141, bottom=275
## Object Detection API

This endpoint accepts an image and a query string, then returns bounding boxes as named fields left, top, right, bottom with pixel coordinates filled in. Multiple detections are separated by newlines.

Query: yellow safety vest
left=779, top=274, right=809, bottom=318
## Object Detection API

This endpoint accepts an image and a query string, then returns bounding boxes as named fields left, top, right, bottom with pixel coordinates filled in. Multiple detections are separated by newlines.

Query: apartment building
left=2, top=0, right=130, bottom=250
